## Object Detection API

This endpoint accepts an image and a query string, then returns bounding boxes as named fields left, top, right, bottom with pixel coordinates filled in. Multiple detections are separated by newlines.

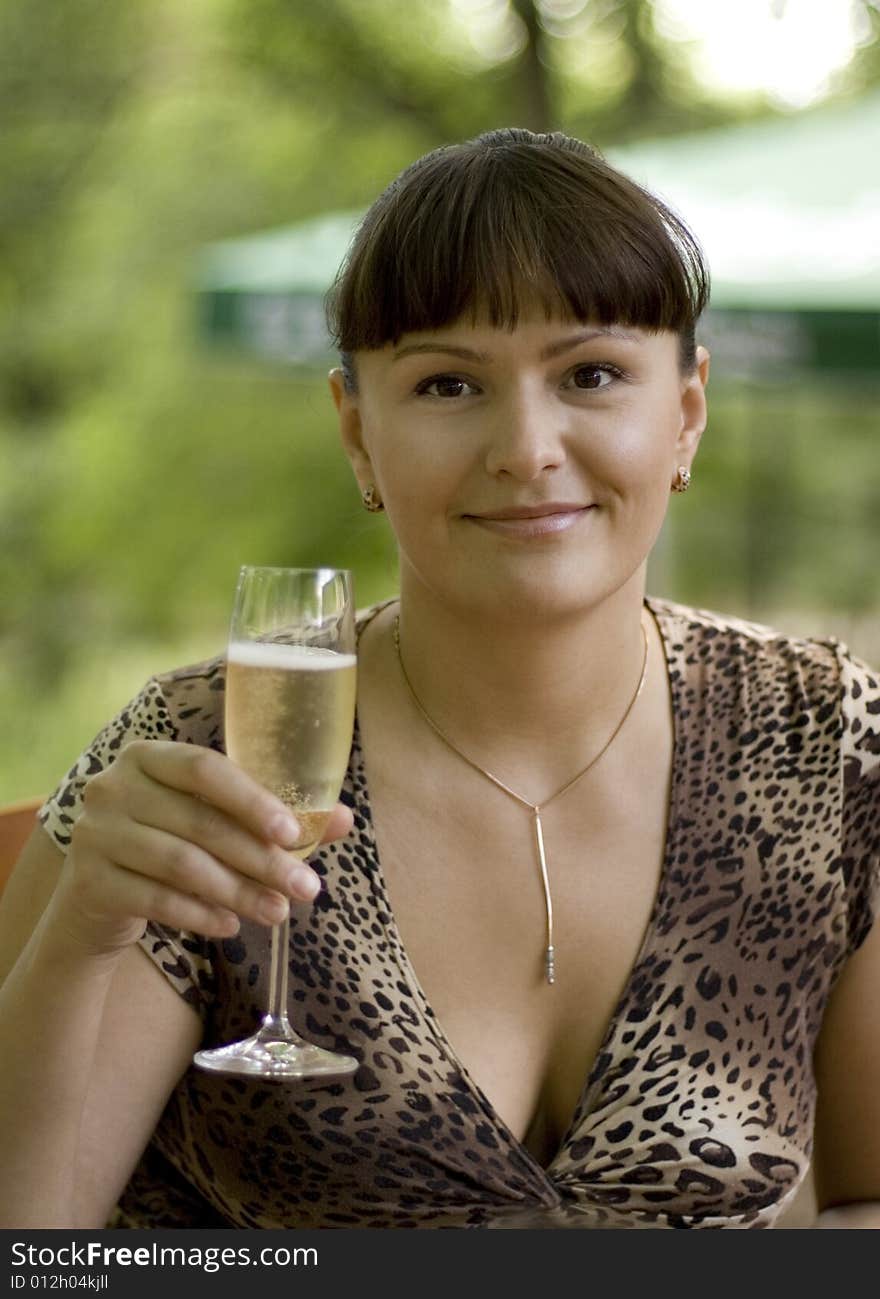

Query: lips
left=464, top=503, right=595, bottom=539
left=468, top=503, right=591, bottom=521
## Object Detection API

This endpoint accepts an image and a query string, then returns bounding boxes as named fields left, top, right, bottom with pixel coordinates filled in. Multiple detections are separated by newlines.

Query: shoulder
left=647, top=593, right=844, bottom=667
left=39, top=652, right=224, bottom=849
left=647, top=598, right=879, bottom=970
left=647, top=595, right=880, bottom=795
left=646, top=594, right=868, bottom=721
left=152, top=653, right=227, bottom=750
left=356, top=598, right=397, bottom=636
left=834, top=645, right=880, bottom=784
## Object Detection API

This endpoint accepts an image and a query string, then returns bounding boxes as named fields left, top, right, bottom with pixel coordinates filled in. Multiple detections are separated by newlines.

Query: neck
left=389, top=569, right=651, bottom=801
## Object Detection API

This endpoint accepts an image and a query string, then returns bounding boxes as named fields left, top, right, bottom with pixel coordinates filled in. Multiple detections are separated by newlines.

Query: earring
left=361, top=484, right=384, bottom=512
left=671, top=466, right=691, bottom=494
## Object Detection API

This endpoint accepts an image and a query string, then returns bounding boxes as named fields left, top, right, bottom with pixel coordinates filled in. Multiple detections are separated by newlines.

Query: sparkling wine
left=226, top=641, right=357, bottom=855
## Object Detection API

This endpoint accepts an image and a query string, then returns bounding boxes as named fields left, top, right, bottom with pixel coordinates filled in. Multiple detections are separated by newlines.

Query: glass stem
left=264, top=913, right=291, bottom=1034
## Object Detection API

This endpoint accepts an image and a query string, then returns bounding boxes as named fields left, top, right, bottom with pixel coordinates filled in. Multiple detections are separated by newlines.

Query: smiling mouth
left=464, top=505, right=596, bottom=538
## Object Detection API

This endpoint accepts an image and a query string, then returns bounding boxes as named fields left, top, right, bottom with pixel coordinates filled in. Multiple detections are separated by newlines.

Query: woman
left=1, top=129, right=878, bottom=1230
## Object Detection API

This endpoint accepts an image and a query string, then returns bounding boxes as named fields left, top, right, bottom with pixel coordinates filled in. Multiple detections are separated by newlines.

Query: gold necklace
left=391, top=613, right=649, bottom=986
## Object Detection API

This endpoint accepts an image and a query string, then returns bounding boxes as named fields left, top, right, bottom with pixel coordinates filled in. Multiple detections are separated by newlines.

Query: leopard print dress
left=39, top=596, right=880, bottom=1230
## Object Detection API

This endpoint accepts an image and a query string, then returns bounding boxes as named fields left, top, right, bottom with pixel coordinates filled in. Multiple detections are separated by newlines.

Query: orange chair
left=0, top=796, right=44, bottom=899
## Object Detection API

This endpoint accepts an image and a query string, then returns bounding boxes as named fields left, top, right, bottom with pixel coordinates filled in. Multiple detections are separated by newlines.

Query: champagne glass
left=194, top=565, right=359, bottom=1080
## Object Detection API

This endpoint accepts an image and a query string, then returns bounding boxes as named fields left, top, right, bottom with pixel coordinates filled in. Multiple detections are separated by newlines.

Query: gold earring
left=361, top=484, right=384, bottom=512
left=671, top=466, right=691, bottom=494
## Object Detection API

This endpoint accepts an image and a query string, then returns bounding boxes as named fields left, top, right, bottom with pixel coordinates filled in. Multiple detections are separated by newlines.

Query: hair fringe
left=326, top=129, right=710, bottom=383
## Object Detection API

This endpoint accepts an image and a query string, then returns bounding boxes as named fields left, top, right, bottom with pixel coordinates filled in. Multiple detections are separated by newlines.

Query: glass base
left=194, top=1022, right=359, bottom=1080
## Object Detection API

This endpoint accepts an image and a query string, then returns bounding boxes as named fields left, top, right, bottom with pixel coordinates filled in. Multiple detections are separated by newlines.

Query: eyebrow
left=391, top=326, right=643, bottom=364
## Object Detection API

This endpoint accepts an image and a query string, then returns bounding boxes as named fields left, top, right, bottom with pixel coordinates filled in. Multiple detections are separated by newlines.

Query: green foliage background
left=2, top=0, right=879, bottom=801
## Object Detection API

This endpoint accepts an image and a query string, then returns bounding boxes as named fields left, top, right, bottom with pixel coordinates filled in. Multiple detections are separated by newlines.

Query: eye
left=566, top=363, right=622, bottom=391
left=414, top=374, right=479, bottom=399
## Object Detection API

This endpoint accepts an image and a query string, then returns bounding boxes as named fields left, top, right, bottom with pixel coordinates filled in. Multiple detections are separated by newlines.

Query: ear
left=675, top=345, right=710, bottom=466
left=328, top=367, right=375, bottom=489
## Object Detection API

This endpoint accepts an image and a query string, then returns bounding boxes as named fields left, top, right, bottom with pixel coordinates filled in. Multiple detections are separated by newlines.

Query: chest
left=360, top=723, right=674, bottom=1167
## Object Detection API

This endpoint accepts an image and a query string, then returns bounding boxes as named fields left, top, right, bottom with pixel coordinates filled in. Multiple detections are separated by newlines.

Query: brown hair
left=325, top=128, right=710, bottom=388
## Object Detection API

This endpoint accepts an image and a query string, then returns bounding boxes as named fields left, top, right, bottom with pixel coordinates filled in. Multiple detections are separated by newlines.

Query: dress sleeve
left=38, top=676, right=219, bottom=1018
left=836, top=645, right=880, bottom=960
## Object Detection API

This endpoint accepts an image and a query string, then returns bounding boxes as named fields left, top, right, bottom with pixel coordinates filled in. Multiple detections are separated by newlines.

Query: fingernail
left=270, top=812, right=301, bottom=846
left=259, top=893, right=289, bottom=924
left=287, top=864, right=320, bottom=901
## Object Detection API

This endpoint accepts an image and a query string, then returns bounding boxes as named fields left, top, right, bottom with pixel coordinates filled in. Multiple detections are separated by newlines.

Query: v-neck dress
left=39, top=596, right=880, bottom=1229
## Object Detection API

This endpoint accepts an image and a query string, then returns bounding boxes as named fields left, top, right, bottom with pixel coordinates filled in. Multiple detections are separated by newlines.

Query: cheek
left=365, top=433, right=463, bottom=540
left=371, top=426, right=468, bottom=501
left=603, top=391, right=681, bottom=479
left=359, top=414, right=410, bottom=489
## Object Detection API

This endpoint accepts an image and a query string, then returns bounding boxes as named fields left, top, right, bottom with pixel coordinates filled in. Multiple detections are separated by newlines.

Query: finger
left=130, top=741, right=304, bottom=848
left=320, top=802, right=354, bottom=843
left=87, top=854, right=245, bottom=939
left=76, top=811, right=306, bottom=925
left=122, top=777, right=320, bottom=901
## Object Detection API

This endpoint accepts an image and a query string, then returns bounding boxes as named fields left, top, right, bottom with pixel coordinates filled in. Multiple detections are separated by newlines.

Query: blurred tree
left=225, top=0, right=477, bottom=143
left=509, top=0, right=552, bottom=131
left=0, top=0, right=150, bottom=424
left=223, top=0, right=781, bottom=151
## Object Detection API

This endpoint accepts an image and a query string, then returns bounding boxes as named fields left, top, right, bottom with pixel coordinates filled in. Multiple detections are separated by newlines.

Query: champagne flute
left=194, top=565, right=359, bottom=1080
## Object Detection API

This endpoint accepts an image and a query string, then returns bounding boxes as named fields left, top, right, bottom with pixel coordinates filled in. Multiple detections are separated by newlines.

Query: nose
left=482, top=384, right=566, bottom=481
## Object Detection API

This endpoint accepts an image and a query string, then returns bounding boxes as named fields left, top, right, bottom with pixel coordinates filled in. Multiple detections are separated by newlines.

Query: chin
left=454, top=570, right=624, bottom=625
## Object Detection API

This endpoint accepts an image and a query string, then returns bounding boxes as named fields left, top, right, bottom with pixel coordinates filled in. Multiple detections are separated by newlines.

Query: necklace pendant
left=545, top=945, right=556, bottom=985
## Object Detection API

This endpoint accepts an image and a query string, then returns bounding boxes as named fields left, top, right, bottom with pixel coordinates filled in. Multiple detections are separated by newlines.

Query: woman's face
left=330, top=307, right=709, bottom=622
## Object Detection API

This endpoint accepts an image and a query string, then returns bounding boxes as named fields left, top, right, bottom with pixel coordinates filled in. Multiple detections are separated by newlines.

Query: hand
left=52, top=740, right=355, bottom=958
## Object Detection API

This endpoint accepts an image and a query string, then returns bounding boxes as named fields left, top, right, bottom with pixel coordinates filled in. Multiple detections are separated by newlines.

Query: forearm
left=815, top=1202, right=880, bottom=1229
left=0, top=907, right=122, bottom=1228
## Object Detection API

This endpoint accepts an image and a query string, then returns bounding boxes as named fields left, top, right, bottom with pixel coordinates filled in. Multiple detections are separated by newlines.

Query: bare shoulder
left=813, top=913, right=880, bottom=1210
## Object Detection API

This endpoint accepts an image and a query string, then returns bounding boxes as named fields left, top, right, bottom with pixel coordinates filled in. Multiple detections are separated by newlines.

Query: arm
left=812, top=913, right=880, bottom=1229
left=0, top=828, right=201, bottom=1228
left=0, top=739, right=352, bottom=1229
